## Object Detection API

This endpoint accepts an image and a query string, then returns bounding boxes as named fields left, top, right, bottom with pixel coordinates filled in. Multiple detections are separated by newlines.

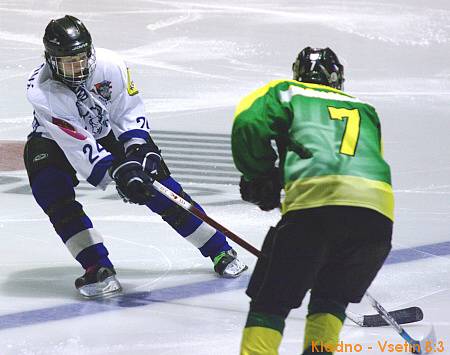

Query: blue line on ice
left=0, top=241, right=449, bottom=330
left=385, top=240, right=450, bottom=264
left=0, top=277, right=249, bottom=331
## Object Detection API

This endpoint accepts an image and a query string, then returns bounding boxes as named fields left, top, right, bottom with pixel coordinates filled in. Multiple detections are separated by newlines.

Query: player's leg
left=241, top=209, right=329, bottom=355
left=99, top=133, right=246, bottom=278
left=303, top=206, right=392, bottom=355
left=133, top=134, right=245, bottom=277
left=245, top=226, right=277, bottom=299
left=241, top=226, right=285, bottom=355
left=23, top=136, right=121, bottom=298
left=302, top=297, right=348, bottom=355
left=145, top=171, right=247, bottom=277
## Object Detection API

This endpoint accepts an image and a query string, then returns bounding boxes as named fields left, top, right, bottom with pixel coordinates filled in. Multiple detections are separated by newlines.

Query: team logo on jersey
left=92, top=80, right=112, bottom=101
left=52, top=117, right=87, bottom=140
left=76, top=86, right=109, bottom=136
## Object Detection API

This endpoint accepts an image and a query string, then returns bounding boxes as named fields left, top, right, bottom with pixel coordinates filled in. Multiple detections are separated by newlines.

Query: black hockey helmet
left=292, top=47, right=344, bottom=90
left=43, top=15, right=95, bottom=87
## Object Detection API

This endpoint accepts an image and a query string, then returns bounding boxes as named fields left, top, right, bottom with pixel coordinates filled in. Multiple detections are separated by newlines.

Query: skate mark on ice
left=1, top=242, right=450, bottom=330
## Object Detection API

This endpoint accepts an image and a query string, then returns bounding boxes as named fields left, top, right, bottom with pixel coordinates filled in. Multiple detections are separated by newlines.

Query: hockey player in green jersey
left=233, top=47, right=394, bottom=355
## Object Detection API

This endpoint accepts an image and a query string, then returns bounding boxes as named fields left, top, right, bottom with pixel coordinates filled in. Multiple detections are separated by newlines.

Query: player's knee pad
left=31, top=167, right=75, bottom=209
left=146, top=176, right=206, bottom=235
left=159, top=189, right=193, bottom=228
left=48, top=197, right=91, bottom=238
left=308, top=296, right=348, bottom=322
left=32, top=167, right=91, bottom=239
left=249, top=299, right=291, bottom=319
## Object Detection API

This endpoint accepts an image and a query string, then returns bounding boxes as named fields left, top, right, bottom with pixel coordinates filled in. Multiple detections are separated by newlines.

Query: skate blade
left=78, top=275, right=122, bottom=299
left=220, top=259, right=248, bottom=278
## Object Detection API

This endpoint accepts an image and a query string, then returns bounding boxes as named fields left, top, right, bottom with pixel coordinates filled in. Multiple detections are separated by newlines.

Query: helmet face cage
left=46, top=47, right=96, bottom=87
left=292, top=47, right=344, bottom=90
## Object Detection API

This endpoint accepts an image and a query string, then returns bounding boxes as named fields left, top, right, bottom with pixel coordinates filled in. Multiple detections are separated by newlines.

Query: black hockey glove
left=239, top=167, right=282, bottom=211
left=110, top=143, right=162, bottom=205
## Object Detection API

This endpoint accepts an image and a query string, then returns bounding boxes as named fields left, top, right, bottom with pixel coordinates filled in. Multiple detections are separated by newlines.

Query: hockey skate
left=213, top=249, right=248, bottom=278
left=75, top=265, right=122, bottom=299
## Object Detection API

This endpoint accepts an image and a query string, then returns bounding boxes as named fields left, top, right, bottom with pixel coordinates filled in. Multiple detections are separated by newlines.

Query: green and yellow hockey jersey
left=232, top=80, right=394, bottom=221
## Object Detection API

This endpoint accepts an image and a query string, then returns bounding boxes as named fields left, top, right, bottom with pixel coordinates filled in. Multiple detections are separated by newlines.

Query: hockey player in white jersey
left=24, top=15, right=247, bottom=298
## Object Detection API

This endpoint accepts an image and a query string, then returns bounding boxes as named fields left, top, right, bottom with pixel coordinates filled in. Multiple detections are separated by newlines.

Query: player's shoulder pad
left=234, top=79, right=289, bottom=118
left=95, top=48, right=139, bottom=96
left=26, top=64, right=50, bottom=98
left=28, top=78, right=79, bottom=122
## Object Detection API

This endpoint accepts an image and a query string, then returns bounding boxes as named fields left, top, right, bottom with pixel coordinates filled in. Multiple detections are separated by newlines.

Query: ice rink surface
left=0, top=0, right=449, bottom=354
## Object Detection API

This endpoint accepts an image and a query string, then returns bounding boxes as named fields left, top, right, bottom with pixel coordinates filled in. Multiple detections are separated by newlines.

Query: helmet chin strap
left=319, top=64, right=333, bottom=84
left=319, top=64, right=342, bottom=89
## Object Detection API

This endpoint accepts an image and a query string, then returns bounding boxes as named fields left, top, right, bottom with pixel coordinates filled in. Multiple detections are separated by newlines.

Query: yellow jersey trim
left=234, top=80, right=353, bottom=119
left=295, top=81, right=354, bottom=97
left=282, top=175, right=394, bottom=221
left=234, top=80, right=285, bottom=118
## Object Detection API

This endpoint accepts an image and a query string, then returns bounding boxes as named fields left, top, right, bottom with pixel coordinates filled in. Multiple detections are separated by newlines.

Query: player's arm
left=108, top=57, right=151, bottom=151
left=231, top=81, right=290, bottom=210
left=232, top=81, right=290, bottom=179
left=106, top=58, right=162, bottom=204
left=372, top=108, right=385, bottom=157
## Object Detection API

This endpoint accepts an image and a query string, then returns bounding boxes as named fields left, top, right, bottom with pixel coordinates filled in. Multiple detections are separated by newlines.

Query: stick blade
left=362, top=307, right=423, bottom=327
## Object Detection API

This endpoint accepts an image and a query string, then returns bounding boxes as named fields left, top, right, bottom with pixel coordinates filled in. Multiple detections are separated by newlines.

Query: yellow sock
left=303, top=313, right=343, bottom=354
left=240, top=326, right=282, bottom=355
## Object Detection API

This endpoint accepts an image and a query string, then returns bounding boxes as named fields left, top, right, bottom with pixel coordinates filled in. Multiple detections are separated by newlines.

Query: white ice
left=0, top=0, right=449, bottom=354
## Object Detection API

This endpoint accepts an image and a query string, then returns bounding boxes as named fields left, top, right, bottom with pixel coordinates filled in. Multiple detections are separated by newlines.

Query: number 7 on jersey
left=327, top=106, right=361, bottom=156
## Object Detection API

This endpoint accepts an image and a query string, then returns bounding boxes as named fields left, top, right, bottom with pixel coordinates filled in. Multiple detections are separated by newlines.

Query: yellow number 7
left=327, top=107, right=361, bottom=156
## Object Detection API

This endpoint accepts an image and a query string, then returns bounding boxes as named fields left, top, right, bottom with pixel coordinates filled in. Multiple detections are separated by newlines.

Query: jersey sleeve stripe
left=118, top=129, right=150, bottom=143
left=86, top=154, right=114, bottom=187
left=280, top=85, right=364, bottom=104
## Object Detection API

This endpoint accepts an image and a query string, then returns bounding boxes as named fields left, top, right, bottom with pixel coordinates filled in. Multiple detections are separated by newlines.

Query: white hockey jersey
left=26, top=48, right=151, bottom=189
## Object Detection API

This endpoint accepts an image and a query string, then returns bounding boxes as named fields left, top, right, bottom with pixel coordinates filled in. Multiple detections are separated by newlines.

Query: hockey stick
left=366, top=293, right=435, bottom=354
left=346, top=307, right=423, bottom=327
left=152, top=180, right=261, bottom=257
left=152, top=181, right=424, bottom=328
